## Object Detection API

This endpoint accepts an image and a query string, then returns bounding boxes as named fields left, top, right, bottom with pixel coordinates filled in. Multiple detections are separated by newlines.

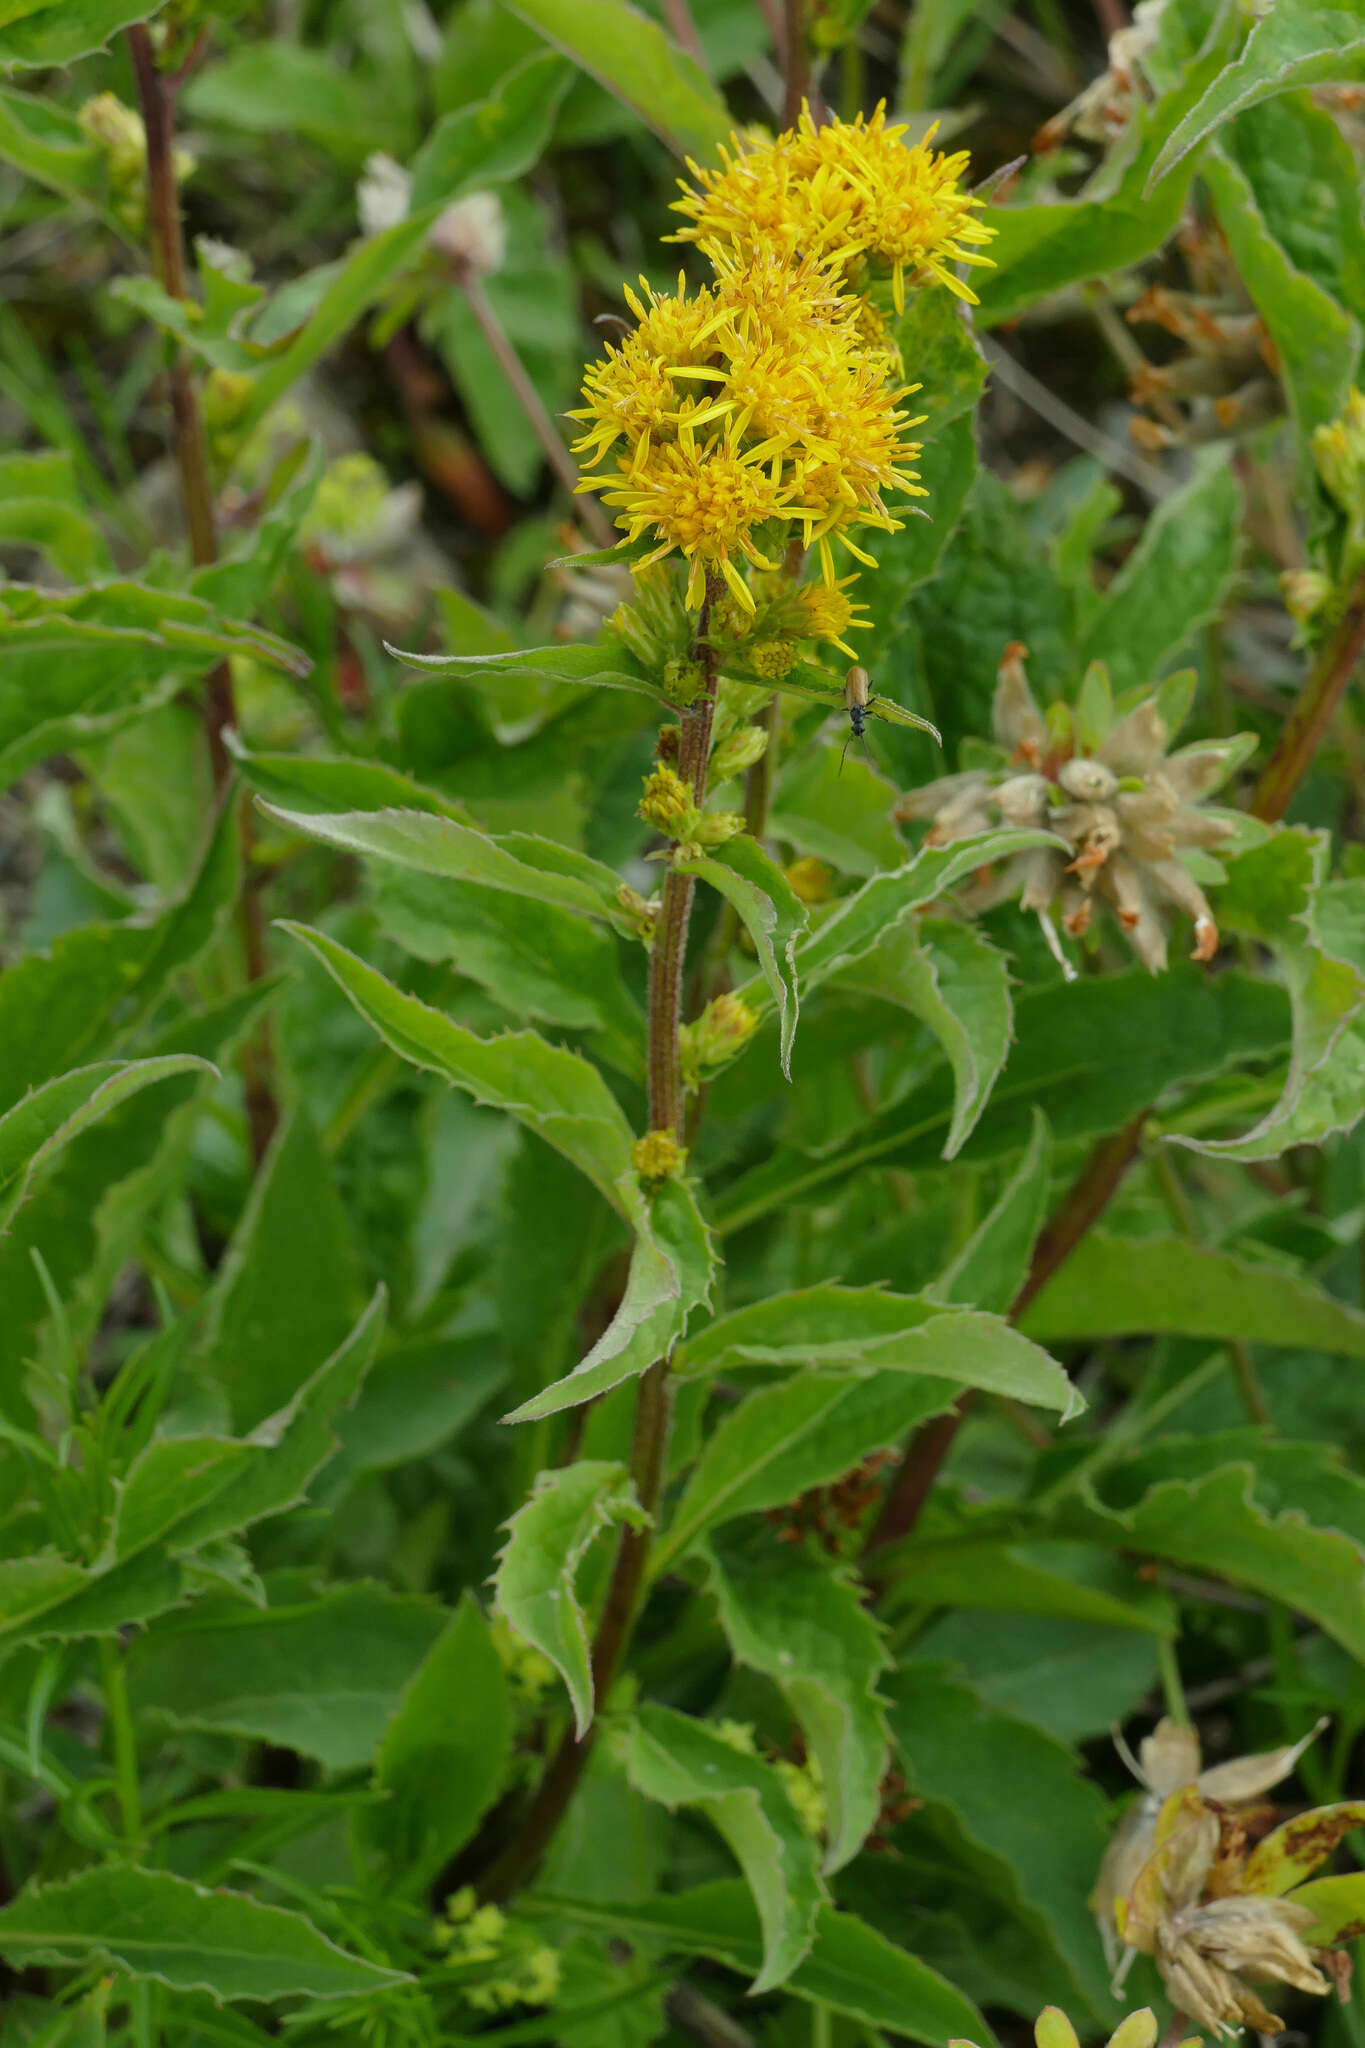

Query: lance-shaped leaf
left=408, top=50, right=570, bottom=209
left=678, top=835, right=807, bottom=1077
left=708, top=1527, right=891, bottom=1873
left=1020, top=1230, right=1365, bottom=1355
left=233, top=740, right=464, bottom=820
left=1292, top=1873, right=1365, bottom=1945
left=493, top=1460, right=647, bottom=1735
left=279, top=923, right=635, bottom=1212
left=356, top=1594, right=512, bottom=1892
left=1151, top=4, right=1365, bottom=184
left=929, top=1106, right=1052, bottom=1314
left=537, top=1881, right=994, bottom=2044
left=621, top=1704, right=825, bottom=1993
left=835, top=916, right=1012, bottom=1158
left=652, top=1371, right=961, bottom=1577
left=674, top=1286, right=1076, bottom=1414
left=265, top=803, right=625, bottom=928
left=0, top=1056, right=214, bottom=1230
left=1224, top=91, right=1365, bottom=325
left=1077, top=448, right=1242, bottom=694
left=1242, top=1802, right=1365, bottom=1897
left=386, top=639, right=665, bottom=703
left=504, top=0, right=734, bottom=159
left=505, top=1177, right=715, bottom=1422
left=881, top=1539, right=1175, bottom=1636
left=0, top=1866, right=407, bottom=2001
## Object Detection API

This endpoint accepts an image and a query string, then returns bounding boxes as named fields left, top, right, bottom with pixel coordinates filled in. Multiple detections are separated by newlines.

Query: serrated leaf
left=708, top=1526, right=890, bottom=1872
left=887, top=1663, right=1113, bottom=2017
left=356, top=1594, right=512, bottom=1891
left=234, top=742, right=464, bottom=820
left=506, top=1177, right=715, bottom=1421
left=679, top=835, right=806, bottom=1077
left=1151, top=4, right=1365, bottom=184
left=537, top=1881, right=993, bottom=2044
left=386, top=638, right=665, bottom=703
left=503, top=0, right=733, bottom=159
left=493, top=1460, right=646, bottom=1734
left=837, top=915, right=1012, bottom=1157
left=1020, top=1230, right=1365, bottom=1354
left=621, top=1704, right=825, bottom=1993
left=280, top=922, right=636, bottom=1213
left=929, top=1107, right=1052, bottom=1314
left=674, top=1287, right=1075, bottom=1412
left=1077, top=448, right=1242, bottom=692
left=652, top=1371, right=961, bottom=1576
left=1203, top=147, right=1360, bottom=447
left=265, top=802, right=623, bottom=927
left=128, top=1585, right=447, bottom=1769
left=718, top=967, right=1288, bottom=1235
left=769, top=743, right=907, bottom=879
left=0, top=1056, right=213, bottom=1231
left=0, top=1866, right=406, bottom=2001
left=1225, top=92, right=1365, bottom=324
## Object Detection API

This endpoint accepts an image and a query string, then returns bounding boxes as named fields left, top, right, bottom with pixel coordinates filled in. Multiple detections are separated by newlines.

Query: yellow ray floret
left=589, top=438, right=802, bottom=610
left=674, top=104, right=997, bottom=311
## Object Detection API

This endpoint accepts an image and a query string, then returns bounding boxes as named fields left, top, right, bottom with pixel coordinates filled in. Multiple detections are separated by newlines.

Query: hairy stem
left=128, top=25, right=278, bottom=1165
left=1251, top=569, right=1365, bottom=823
left=479, top=581, right=722, bottom=1902
left=781, top=0, right=809, bottom=127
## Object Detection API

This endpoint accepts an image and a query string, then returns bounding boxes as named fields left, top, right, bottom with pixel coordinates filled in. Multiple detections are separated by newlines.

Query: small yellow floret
left=632, top=1127, right=686, bottom=1187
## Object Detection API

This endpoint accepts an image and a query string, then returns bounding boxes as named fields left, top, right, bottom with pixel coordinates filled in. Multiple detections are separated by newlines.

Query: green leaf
left=0, top=1866, right=406, bottom=2001
left=652, top=1371, right=962, bottom=1576
left=1151, top=4, right=1365, bottom=184
left=183, top=44, right=403, bottom=162
left=1052, top=1437, right=1365, bottom=1662
left=505, top=1178, right=715, bottom=1421
left=0, top=0, right=165, bottom=68
left=674, top=1286, right=1076, bottom=1412
left=279, top=923, right=636, bottom=1213
left=621, top=1704, right=825, bottom=1993
left=234, top=742, right=464, bottom=821
left=198, top=1104, right=356, bottom=1433
left=1242, top=1801, right=1365, bottom=1895
left=1225, top=92, right=1365, bottom=324
left=408, top=50, right=571, bottom=209
left=1291, top=1872, right=1365, bottom=1945
left=0, top=86, right=103, bottom=210
left=893, top=286, right=988, bottom=428
left=0, top=451, right=112, bottom=579
left=128, top=1585, right=447, bottom=1770
left=1020, top=1230, right=1365, bottom=1354
left=493, top=1460, right=646, bottom=1734
left=387, top=638, right=666, bottom=704
left=264, top=802, right=624, bottom=927
left=928, top=1108, right=1052, bottom=1315
left=836, top=916, right=1012, bottom=1158
left=1076, top=449, right=1242, bottom=692
left=769, top=744, right=907, bottom=879
left=885, top=1539, right=1175, bottom=1636
left=0, top=801, right=240, bottom=1117
left=503, top=0, right=733, bottom=158
left=717, top=967, right=1289, bottom=1235
left=0, top=1056, right=213, bottom=1230
left=679, top=836, right=807, bottom=1077
left=537, top=1882, right=993, bottom=2044
left=708, top=1526, right=890, bottom=1873
left=977, top=28, right=1235, bottom=326
left=863, top=414, right=980, bottom=659
left=1202, top=147, right=1360, bottom=447
left=356, top=1594, right=512, bottom=1892
left=887, top=1663, right=1113, bottom=2017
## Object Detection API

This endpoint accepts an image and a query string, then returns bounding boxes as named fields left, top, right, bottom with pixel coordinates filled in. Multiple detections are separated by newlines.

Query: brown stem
left=459, top=276, right=614, bottom=547
left=1251, top=569, right=1365, bottom=823
left=781, top=0, right=809, bottom=128
left=477, top=580, right=722, bottom=1903
left=866, top=1111, right=1147, bottom=1556
left=660, top=0, right=708, bottom=70
left=127, top=24, right=276, bottom=1164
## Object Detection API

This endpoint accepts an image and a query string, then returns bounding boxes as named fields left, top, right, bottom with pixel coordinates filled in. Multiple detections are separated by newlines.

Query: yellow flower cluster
left=673, top=104, right=997, bottom=313
left=573, top=106, right=992, bottom=629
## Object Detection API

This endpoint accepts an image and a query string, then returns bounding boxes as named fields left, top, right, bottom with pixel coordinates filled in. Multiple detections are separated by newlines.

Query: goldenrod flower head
left=632, top=1127, right=686, bottom=1188
left=785, top=575, right=873, bottom=659
left=574, top=254, right=923, bottom=613
left=638, top=763, right=694, bottom=836
left=674, top=104, right=997, bottom=312
left=681, top=991, right=761, bottom=1085
left=746, top=637, right=799, bottom=680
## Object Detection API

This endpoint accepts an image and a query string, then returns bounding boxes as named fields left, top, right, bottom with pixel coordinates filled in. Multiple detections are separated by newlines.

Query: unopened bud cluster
left=1124, top=223, right=1280, bottom=454
left=637, top=766, right=744, bottom=859
left=631, top=1127, right=685, bottom=1189
left=79, top=92, right=192, bottom=233
left=899, top=644, right=1252, bottom=974
left=680, top=992, right=760, bottom=1086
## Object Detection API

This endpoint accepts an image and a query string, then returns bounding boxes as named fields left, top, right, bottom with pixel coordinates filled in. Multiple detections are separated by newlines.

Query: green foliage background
left=4, top=0, right=1365, bottom=2044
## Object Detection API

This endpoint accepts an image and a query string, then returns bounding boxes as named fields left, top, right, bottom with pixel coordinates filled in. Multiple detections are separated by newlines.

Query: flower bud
left=638, top=764, right=694, bottom=837
left=1313, top=387, right=1365, bottom=514
left=711, top=724, right=768, bottom=782
left=746, top=638, right=798, bottom=680
left=356, top=151, right=411, bottom=236
left=691, top=809, right=746, bottom=847
left=681, top=991, right=760, bottom=1084
left=785, top=855, right=834, bottom=904
left=615, top=883, right=658, bottom=944
left=632, top=1127, right=685, bottom=1188
left=1280, top=567, right=1332, bottom=624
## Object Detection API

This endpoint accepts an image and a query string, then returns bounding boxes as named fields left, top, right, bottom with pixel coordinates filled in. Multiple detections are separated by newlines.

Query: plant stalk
left=127, top=24, right=278, bottom=1166
left=98, top=1635, right=142, bottom=1849
left=478, top=581, right=722, bottom=1903
left=1251, top=568, right=1365, bottom=822
left=781, top=0, right=810, bottom=127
